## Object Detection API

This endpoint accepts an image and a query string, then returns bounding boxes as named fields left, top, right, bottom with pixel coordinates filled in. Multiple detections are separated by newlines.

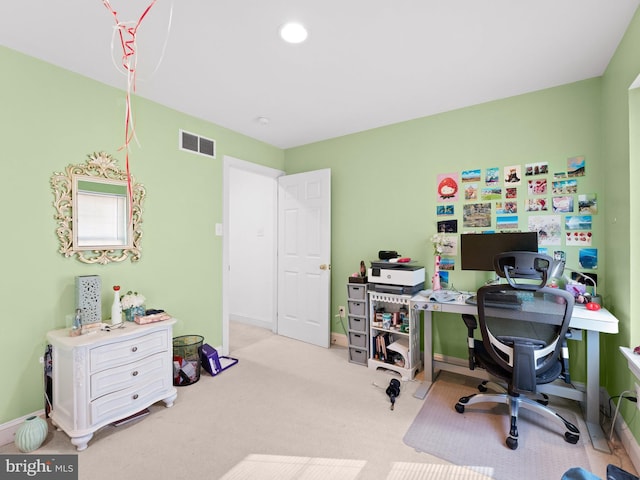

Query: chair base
left=455, top=392, right=580, bottom=450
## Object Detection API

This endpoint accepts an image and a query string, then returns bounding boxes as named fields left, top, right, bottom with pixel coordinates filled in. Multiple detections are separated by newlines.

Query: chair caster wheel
left=455, top=403, right=465, bottom=414
left=564, top=432, right=579, bottom=444
left=506, top=437, right=518, bottom=450
left=478, top=383, right=488, bottom=392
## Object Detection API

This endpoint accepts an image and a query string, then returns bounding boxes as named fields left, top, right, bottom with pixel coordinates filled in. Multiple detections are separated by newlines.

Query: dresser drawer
left=90, top=352, right=170, bottom=400
left=90, top=330, right=168, bottom=372
left=90, top=375, right=173, bottom=426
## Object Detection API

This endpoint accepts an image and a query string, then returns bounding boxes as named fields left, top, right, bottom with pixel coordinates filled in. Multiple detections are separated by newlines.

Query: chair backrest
left=476, top=251, right=575, bottom=393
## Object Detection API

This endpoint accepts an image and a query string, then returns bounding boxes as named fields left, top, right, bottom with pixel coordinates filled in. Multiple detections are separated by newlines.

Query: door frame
left=222, top=155, right=284, bottom=355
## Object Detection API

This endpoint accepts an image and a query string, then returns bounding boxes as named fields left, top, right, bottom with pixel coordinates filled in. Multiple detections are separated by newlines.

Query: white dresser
left=46, top=319, right=178, bottom=451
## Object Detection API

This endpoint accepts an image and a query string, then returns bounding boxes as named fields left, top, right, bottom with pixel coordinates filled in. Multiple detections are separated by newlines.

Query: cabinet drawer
left=90, top=376, right=172, bottom=426
left=348, top=315, right=367, bottom=333
left=347, top=285, right=367, bottom=300
left=90, top=330, right=168, bottom=372
left=348, top=331, right=367, bottom=348
left=347, top=300, right=366, bottom=316
left=90, top=352, right=170, bottom=400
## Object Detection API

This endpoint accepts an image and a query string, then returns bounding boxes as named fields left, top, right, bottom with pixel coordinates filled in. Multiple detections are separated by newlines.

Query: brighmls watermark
left=0, top=455, right=77, bottom=479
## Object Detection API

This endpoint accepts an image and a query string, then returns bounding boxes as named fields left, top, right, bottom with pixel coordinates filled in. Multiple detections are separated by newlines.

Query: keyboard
left=465, top=293, right=522, bottom=309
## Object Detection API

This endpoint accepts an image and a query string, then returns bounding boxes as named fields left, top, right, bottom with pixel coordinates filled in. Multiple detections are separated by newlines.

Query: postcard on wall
left=437, top=173, right=460, bottom=202
left=578, top=193, right=597, bottom=214
left=566, top=231, right=592, bottom=246
left=496, top=215, right=518, bottom=230
left=463, top=203, right=492, bottom=228
left=505, top=187, right=517, bottom=199
left=553, top=250, right=566, bottom=262
left=579, top=248, right=597, bottom=269
left=567, top=156, right=586, bottom=177
left=440, top=235, right=458, bottom=255
left=485, top=167, right=499, bottom=185
left=436, top=204, right=454, bottom=216
left=439, top=257, right=455, bottom=271
left=565, top=215, right=592, bottom=230
left=464, top=183, right=478, bottom=201
left=462, top=169, right=481, bottom=183
left=553, top=172, right=568, bottom=180
left=528, top=215, right=561, bottom=246
left=438, top=271, right=450, bottom=288
left=552, top=196, right=574, bottom=213
left=527, top=178, right=547, bottom=195
left=526, top=198, right=548, bottom=212
left=503, top=165, right=522, bottom=185
left=552, top=179, right=577, bottom=195
left=480, top=186, right=501, bottom=201
left=437, top=219, right=458, bottom=233
left=525, top=162, right=549, bottom=176
left=495, top=201, right=517, bottom=214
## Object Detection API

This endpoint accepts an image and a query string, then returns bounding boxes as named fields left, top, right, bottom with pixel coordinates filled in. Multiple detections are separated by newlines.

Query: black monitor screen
left=460, top=232, right=539, bottom=271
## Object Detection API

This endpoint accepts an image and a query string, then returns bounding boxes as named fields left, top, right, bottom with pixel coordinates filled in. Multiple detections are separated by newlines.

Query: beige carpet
left=403, top=371, right=591, bottom=479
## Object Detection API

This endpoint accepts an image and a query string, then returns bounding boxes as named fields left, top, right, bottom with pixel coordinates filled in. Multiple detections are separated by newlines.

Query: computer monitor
left=460, top=232, right=539, bottom=271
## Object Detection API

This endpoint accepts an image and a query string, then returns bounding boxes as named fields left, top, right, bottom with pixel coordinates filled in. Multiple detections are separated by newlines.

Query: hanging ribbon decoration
left=102, top=0, right=157, bottom=223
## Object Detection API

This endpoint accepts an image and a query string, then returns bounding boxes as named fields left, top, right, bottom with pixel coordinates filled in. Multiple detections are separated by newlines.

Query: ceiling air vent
left=179, top=129, right=216, bottom=158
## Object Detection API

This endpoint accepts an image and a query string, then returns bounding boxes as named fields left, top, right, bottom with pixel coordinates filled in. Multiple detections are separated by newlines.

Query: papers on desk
left=429, top=290, right=457, bottom=302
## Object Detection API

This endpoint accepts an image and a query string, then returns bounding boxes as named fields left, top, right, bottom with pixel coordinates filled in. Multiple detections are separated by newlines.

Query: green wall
left=0, top=46, right=284, bottom=423
left=285, top=79, right=603, bottom=374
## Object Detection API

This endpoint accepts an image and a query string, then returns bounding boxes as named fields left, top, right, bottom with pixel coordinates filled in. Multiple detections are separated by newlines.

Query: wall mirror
left=51, top=152, right=146, bottom=264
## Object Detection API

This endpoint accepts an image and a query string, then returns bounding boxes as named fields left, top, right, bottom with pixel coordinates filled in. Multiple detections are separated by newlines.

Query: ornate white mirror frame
left=51, top=152, right=146, bottom=264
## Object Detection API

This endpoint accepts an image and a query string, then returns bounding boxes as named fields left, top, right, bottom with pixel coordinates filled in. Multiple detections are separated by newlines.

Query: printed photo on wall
left=528, top=215, right=562, bottom=246
left=527, top=179, right=547, bottom=195
left=579, top=248, right=598, bottom=269
left=552, top=179, right=577, bottom=194
left=438, top=271, right=450, bottom=288
left=496, top=215, right=519, bottom=229
left=436, top=204, right=455, bottom=216
left=463, top=203, right=492, bottom=228
left=439, top=257, right=455, bottom=271
left=464, top=183, right=478, bottom=201
left=462, top=169, right=481, bottom=182
left=485, top=167, right=499, bottom=185
left=505, top=187, right=517, bottom=199
left=437, top=219, right=458, bottom=233
left=437, top=173, right=460, bottom=202
left=565, top=215, right=592, bottom=230
left=552, top=196, right=574, bottom=213
left=566, top=231, right=593, bottom=246
left=578, top=193, right=597, bottom=214
left=553, top=250, right=566, bottom=262
left=496, top=201, right=517, bottom=214
left=504, top=165, right=522, bottom=185
left=526, top=198, right=548, bottom=212
left=525, top=162, right=549, bottom=176
left=440, top=235, right=458, bottom=255
left=480, top=186, right=501, bottom=201
left=567, top=156, right=586, bottom=177
left=553, top=171, right=568, bottom=180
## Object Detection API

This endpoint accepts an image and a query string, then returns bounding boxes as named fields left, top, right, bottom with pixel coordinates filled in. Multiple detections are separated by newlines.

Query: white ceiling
left=2, top=1, right=639, bottom=149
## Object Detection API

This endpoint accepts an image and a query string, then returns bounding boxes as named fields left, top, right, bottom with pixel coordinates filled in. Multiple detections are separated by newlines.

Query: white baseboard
left=613, top=404, right=640, bottom=473
left=0, top=410, right=46, bottom=447
left=331, top=332, right=348, bottom=348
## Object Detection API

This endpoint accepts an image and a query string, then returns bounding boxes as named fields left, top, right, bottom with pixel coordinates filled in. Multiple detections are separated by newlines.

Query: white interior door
left=277, top=169, right=331, bottom=348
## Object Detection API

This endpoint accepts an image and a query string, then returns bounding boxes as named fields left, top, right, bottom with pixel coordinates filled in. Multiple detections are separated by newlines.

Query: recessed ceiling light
left=279, top=22, right=308, bottom=44
left=256, top=116, right=270, bottom=125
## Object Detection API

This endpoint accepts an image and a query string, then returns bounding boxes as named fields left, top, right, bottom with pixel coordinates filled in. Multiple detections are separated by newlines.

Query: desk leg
left=414, top=309, right=434, bottom=399
left=586, top=329, right=610, bottom=453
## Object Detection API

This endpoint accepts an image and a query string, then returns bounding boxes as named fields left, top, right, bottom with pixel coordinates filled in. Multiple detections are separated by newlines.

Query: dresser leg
left=162, top=392, right=177, bottom=408
left=70, top=433, right=93, bottom=452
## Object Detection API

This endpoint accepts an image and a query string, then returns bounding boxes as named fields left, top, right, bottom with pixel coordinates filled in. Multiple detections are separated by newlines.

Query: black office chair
left=454, top=251, right=580, bottom=450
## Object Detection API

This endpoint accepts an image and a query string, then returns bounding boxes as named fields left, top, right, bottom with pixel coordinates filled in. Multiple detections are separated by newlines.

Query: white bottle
left=111, top=285, right=122, bottom=326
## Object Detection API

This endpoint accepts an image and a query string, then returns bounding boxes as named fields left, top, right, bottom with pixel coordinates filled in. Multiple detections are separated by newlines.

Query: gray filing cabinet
left=346, top=282, right=369, bottom=365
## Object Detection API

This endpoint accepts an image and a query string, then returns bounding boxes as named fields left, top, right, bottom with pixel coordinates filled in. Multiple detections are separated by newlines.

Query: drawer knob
left=132, top=371, right=139, bottom=377
left=132, top=394, right=139, bottom=400
left=131, top=346, right=138, bottom=352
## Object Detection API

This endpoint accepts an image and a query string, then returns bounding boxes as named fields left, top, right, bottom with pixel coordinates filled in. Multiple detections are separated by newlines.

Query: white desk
left=410, top=290, right=619, bottom=453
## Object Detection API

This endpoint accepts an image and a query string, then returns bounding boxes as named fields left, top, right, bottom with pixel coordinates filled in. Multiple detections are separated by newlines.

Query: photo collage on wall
left=434, top=155, right=597, bottom=281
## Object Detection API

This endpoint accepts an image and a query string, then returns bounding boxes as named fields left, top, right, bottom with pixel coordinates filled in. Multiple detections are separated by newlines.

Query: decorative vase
left=431, top=255, right=442, bottom=291
left=14, top=415, right=48, bottom=453
left=111, top=285, right=122, bottom=326
left=124, top=305, right=146, bottom=322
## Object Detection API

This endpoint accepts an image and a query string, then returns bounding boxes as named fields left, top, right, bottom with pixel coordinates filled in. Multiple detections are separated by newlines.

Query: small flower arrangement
left=121, top=291, right=146, bottom=309
left=430, top=233, right=451, bottom=256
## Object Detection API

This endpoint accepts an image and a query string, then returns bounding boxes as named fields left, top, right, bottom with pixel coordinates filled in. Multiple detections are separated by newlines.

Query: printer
left=368, top=261, right=425, bottom=294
